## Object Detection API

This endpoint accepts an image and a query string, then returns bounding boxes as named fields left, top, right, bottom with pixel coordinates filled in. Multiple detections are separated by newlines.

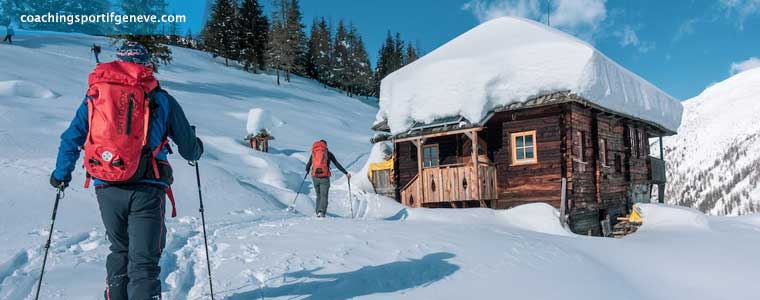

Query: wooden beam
left=395, top=127, right=483, bottom=143
left=413, top=138, right=424, bottom=208
left=464, top=129, right=486, bottom=207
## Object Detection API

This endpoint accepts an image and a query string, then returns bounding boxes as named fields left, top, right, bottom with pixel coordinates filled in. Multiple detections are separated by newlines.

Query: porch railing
left=400, top=162, right=498, bottom=207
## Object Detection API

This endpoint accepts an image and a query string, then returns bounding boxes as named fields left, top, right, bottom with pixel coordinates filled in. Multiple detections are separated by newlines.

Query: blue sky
left=169, top=0, right=760, bottom=100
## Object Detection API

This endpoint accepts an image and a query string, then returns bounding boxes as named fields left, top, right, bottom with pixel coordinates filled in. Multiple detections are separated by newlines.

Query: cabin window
left=576, top=131, right=587, bottom=162
left=422, top=144, right=439, bottom=168
left=600, top=138, right=608, bottom=166
left=511, top=130, right=537, bottom=165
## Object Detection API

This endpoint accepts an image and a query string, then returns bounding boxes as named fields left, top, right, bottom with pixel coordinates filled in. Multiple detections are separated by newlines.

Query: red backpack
left=83, top=61, right=163, bottom=184
left=311, top=140, right=331, bottom=178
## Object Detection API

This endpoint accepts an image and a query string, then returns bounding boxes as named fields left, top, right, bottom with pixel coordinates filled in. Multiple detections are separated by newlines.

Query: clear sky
left=169, top=0, right=760, bottom=100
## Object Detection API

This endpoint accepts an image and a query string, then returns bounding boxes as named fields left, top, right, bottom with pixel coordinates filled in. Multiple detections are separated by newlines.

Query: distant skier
left=305, top=140, right=351, bottom=217
left=50, top=41, right=203, bottom=300
left=2, top=25, right=13, bottom=44
left=91, top=43, right=102, bottom=63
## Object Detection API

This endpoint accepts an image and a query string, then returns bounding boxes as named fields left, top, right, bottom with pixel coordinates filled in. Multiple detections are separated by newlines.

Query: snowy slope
left=663, top=68, right=760, bottom=215
left=0, top=30, right=759, bottom=300
left=378, top=17, right=683, bottom=134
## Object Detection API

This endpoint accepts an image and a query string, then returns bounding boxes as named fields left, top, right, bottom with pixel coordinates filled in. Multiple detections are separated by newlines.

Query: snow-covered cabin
left=373, top=17, right=683, bottom=235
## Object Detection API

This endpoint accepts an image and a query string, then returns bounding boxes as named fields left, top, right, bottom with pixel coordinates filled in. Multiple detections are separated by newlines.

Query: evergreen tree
left=344, top=23, right=373, bottom=97
left=374, top=31, right=398, bottom=96
left=404, top=41, right=419, bottom=65
left=306, top=17, right=332, bottom=85
left=331, top=20, right=350, bottom=91
left=202, top=0, right=239, bottom=66
left=285, top=0, right=307, bottom=79
left=238, top=0, right=269, bottom=72
left=267, top=0, right=290, bottom=85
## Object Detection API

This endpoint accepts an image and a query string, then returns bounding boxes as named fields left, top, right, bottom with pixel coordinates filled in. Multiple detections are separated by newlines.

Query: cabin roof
left=376, top=17, right=684, bottom=135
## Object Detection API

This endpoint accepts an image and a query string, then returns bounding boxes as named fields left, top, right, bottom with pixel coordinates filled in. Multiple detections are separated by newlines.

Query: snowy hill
left=663, top=68, right=760, bottom=215
left=0, top=30, right=759, bottom=300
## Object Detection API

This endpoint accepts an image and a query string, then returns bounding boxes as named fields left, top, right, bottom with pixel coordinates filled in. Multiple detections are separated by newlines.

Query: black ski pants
left=96, top=184, right=166, bottom=300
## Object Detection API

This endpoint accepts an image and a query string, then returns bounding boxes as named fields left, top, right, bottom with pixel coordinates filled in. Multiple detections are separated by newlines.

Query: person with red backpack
left=305, top=140, right=351, bottom=218
left=49, top=41, right=203, bottom=300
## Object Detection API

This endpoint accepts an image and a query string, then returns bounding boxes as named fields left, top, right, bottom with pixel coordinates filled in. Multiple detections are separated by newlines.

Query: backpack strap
left=165, top=186, right=177, bottom=218
left=150, top=138, right=170, bottom=179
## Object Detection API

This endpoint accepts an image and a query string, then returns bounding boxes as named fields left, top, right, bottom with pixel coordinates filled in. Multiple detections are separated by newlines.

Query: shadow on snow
left=225, top=252, right=459, bottom=300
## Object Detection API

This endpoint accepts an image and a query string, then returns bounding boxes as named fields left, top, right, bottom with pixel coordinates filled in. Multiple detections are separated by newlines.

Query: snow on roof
left=378, top=17, right=683, bottom=134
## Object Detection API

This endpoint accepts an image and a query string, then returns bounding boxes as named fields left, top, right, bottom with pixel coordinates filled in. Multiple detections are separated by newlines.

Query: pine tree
left=374, top=31, right=399, bottom=96
left=351, top=33, right=374, bottom=97
left=238, top=0, right=269, bottom=72
left=311, top=18, right=333, bottom=86
left=202, top=0, right=239, bottom=66
left=331, top=20, right=350, bottom=92
left=268, top=0, right=290, bottom=85
left=404, top=41, right=419, bottom=65
left=285, top=0, right=307, bottom=79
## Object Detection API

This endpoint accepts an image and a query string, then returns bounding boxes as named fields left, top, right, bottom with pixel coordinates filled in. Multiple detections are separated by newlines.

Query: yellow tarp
left=368, top=159, right=394, bottom=178
left=629, top=204, right=643, bottom=223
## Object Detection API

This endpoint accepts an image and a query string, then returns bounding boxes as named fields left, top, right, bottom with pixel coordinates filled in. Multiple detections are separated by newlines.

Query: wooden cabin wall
left=596, top=114, right=628, bottom=220
left=490, top=105, right=564, bottom=209
left=566, top=103, right=601, bottom=235
left=395, top=141, right=419, bottom=197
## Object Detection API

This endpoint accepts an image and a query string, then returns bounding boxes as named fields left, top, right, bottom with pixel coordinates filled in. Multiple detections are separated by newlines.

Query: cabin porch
left=395, top=128, right=498, bottom=208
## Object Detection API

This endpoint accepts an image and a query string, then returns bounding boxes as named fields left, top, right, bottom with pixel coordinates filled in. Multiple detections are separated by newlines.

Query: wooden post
left=413, top=138, right=424, bottom=207
left=658, top=136, right=665, bottom=204
left=560, top=178, right=568, bottom=228
left=465, top=130, right=485, bottom=207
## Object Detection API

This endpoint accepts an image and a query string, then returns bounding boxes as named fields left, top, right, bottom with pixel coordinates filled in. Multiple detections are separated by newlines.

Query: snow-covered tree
left=306, top=17, right=332, bottom=86
left=331, top=20, right=350, bottom=91
left=202, top=0, right=239, bottom=66
left=238, top=0, right=269, bottom=72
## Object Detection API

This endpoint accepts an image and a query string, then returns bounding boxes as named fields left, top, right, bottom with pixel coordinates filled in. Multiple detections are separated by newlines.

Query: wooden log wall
left=395, top=141, right=419, bottom=196
left=489, top=105, right=564, bottom=209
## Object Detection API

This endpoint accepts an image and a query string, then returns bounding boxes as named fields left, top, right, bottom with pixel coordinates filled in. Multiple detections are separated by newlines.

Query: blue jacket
left=6, top=27, right=13, bottom=35
left=53, top=88, right=202, bottom=187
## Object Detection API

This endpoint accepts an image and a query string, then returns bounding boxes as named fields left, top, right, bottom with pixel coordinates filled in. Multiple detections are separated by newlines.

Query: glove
left=49, top=172, right=70, bottom=190
left=346, top=173, right=352, bottom=180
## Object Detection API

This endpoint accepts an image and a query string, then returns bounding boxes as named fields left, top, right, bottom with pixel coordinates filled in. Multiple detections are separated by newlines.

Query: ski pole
left=288, top=173, right=309, bottom=210
left=34, top=186, right=64, bottom=300
left=348, top=177, right=354, bottom=218
left=192, top=161, right=215, bottom=300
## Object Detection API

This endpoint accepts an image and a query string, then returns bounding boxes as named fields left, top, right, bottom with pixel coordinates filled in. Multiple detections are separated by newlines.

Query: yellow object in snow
left=368, top=159, right=394, bottom=178
left=629, top=204, right=643, bottom=223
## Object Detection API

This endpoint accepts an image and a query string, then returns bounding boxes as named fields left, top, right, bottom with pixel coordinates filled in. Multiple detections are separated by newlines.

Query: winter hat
left=116, top=41, right=152, bottom=67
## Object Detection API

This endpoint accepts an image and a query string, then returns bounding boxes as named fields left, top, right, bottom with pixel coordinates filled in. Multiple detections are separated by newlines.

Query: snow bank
left=404, top=203, right=571, bottom=236
left=497, top=203, right=573, bottom=236
left=246, top=107, right=285, bottom=135
left=378, top=17, right=682, bottom=134
left=0, top=80, right=59, bottom=99
left=637, top=204, right=710, bottom=231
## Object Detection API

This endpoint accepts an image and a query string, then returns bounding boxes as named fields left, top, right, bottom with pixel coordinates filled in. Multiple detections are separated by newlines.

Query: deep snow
left=0, top=29, right=758, bottom=300
left=377, top=17, right=683, bottom=134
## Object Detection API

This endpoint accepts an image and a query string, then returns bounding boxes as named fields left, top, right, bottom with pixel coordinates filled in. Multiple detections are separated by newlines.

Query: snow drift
left=0, top=80, right=59, bottom=99
left=378, top=17, right=682, bottom=134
